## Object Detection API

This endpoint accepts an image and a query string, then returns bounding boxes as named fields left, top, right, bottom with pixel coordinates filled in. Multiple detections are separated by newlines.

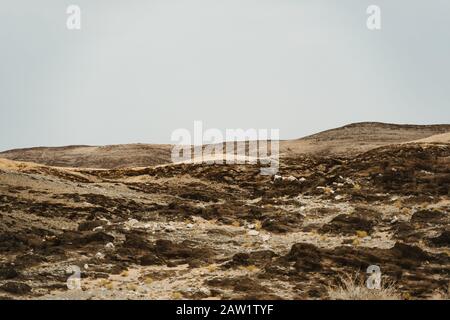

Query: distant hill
left=1, top=122, right=449, bottom=168
left=280, top=122, right=450, bottom=156
left=0, top=144, right=172, bottom=169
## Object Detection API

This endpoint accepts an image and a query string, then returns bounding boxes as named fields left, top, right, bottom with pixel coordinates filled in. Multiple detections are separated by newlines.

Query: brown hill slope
left=0, top=144, right=172, bottom=169
left=1, top=122, right=449, bottom=169
left=280, top=122, right=450, bottom=156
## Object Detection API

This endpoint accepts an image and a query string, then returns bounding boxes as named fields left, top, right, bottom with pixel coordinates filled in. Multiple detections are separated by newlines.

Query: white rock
left=164, top=225, right=176, bottom=232
left=95, top=252, right=105, bottom=260
left=273, top=175, right=283, bottom=183
left=143, top=223, right=153, bottom=229
left=198, top=287, right=211, bottom=296
left=285, top=175, right=297, bottom=182
left=125, top=219, right=139, bottom=228
left=248, top=230, right=259, bottom=236
left=299, top=177, right=306, bottom=182
left=186, top=223, right=194, bottom=229
left=261, top=234, right=270, bottom=242
left=93, top=226, right=104, bottom=232
left=247, top=224, right=256, bottom=229
left=334, top=195, right=344, bottom=200
left=105, top=242, right=115, bottom=252
left=344, top=177, right=355, bottom=185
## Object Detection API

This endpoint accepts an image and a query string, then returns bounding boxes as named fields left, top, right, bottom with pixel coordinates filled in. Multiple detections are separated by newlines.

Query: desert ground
left=0, top=122, right=449, bottom=300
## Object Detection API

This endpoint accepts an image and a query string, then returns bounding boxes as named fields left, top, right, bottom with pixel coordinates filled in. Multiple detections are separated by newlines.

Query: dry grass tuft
left=238, top=265, right=260, bottom=272
left=355, top=230, right=368, bottom=238
left=206, top=264, right=218, bottom=273
left=231, top=221, right=240, bottom=227
left=327, top=274, right=401, bottom=300
left=171, top=292, right=183, bottom=300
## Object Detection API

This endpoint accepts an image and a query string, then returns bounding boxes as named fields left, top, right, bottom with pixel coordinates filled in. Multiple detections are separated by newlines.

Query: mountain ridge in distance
left=1, top=122, right=449, bottom=169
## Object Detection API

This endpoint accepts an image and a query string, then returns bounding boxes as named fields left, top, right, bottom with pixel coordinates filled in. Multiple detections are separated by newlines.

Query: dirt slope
left=411, top=132, right=450, bottom=144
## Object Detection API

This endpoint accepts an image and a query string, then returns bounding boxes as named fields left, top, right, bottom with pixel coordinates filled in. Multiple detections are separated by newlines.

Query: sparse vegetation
left=171, top=292, right=183, bottom=300
left=327, top=274, right=401, bottom=300
left=355, top=230, right=368, bottom=238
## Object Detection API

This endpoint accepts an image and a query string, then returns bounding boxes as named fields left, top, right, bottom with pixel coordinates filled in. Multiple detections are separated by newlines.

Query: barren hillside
left=0, top=139, right=449, bottom=300
left=0, top=144, right=172, bottom=169
left=2, top=122, right=450, bottom=169
left=281, top=122, right=450, bottom=156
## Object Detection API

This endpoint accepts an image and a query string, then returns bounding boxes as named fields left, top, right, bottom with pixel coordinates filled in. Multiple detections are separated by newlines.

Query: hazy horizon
left=1, top=0, right=450, bottom=151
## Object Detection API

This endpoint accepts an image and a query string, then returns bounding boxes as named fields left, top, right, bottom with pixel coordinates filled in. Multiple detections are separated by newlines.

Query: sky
left=1, top=0, right=449, bottom=151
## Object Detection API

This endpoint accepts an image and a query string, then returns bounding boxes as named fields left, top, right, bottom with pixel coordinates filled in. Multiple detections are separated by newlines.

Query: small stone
left=125, top=219, right=139, bottom=228
left=95, top=252, right=105, bottom=260
left=188, top=259, right=202, bottom=268
left=186, top=223, right=194, bottom=229
left=345, top=177, right=355, bottom=185
left=198, top=287, right=211, bottom=296
left=77, top=220, right=106, bottom=232
left=248, top=230, right=259, bottom=236
left=93, top=226, right=104, bottom=232
left=105, top=242, right=115, bottom=252
left=164, top=225, right=176, bottom=232
left=140, top=253, right=164, bottom=266
left=273, top=175, right=283, bottom=184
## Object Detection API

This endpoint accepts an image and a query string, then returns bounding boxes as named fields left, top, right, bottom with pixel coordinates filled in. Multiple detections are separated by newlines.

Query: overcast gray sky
left=1, top=0, right=449, bottom=151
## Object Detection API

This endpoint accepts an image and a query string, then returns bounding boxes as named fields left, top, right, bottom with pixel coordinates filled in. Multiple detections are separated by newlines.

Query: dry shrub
left=327, top=274, right=401, bottom=300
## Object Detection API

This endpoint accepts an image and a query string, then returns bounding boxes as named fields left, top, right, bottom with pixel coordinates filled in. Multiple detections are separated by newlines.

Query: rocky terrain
left=0, top=123, right=449, bottom=300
